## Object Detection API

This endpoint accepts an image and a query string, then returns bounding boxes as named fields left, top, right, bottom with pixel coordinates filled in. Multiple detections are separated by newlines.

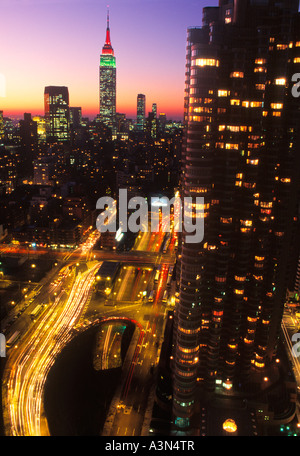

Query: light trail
left=4, top=262, right=101, bottom=436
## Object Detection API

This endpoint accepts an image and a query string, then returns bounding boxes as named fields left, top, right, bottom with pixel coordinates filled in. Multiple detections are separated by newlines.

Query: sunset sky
left=0, top=0, right=211, bottom=121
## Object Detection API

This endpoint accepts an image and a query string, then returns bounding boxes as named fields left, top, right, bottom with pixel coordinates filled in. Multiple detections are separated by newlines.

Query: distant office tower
left=44, top=86, right=70, bottom=142
left=99, top=9, right=116, bottom=132
left=152, top=103, right=157, bottom=118
left=136, top=94, right=146, bottom=131
left=70, top=107, right=82, bottom=128
left=19, top=113, right=38, bottom=150
left=173, top=0, right=300, bottom=429
left=146, top=111, right=157, bottom=139
left=32, top=116, right=47, bottom=144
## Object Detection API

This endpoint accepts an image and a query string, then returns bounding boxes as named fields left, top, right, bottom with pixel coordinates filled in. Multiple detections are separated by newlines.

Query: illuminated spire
left=102, top=6, right=114, bottom=55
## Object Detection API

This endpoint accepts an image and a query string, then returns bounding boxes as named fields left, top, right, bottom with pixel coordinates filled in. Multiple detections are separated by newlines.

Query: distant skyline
left=0, top=0, right=212, bottom=121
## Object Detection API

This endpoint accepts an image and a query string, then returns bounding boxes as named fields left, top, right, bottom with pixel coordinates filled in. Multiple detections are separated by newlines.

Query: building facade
left=44, top=86, right=70, bottom=142
left=136, top=94, right=146, bottom=131
left=99, top=10, right=116, bottom=132
left=173, top=0, right=300, bottom=429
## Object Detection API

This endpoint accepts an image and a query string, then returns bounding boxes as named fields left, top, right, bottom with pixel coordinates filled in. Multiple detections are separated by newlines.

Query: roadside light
left=31, top=264, right=36, bottom=269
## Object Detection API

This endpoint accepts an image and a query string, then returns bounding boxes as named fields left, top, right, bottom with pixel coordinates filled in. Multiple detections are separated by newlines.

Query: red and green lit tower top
left=99, top=9, right=116, bottom=130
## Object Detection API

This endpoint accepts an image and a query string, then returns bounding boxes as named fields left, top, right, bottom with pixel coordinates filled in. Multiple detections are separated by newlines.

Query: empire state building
left=99, top=10, right=116, bottom=131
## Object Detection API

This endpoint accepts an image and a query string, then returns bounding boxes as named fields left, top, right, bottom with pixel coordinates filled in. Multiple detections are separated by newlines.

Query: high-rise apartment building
left=173, top=0, right=300, bottom=429
left=136, top=94, right=146, bottom=131
left=33, top=158, right=52, bottom=186
left=99, top=10, right=116, bottom=132
left=44, top=86, right=70, bottom=142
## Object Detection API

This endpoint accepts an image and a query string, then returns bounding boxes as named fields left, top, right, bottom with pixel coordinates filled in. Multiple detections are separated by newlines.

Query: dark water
left=0, top=357, right=6, bottom=436
left=44, top=322, right=134, bottom=436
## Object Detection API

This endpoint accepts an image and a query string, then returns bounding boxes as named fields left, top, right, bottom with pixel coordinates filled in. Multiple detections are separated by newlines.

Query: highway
left=281, top=304, right=300, bottom=384
left=102, top=263, right=172, bottom=437
left=1, top=221, right=177, bottom=436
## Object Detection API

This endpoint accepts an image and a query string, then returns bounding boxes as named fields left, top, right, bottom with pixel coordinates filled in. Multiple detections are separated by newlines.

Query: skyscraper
left=44, top=86, right=70, bottom=142
left=136, top=94, right=146, bottom=131
left=152, top=103, right=157, bottom=119
left=70, top=107, right=82, bottom=128
left=173, top=0, right=300, bottom=430
left=99, top=9, right=116, bottom=132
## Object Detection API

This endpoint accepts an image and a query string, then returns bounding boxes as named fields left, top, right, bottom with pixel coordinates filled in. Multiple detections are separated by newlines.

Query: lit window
left=230, top=99, right=240, bottom=105
left=241, top=219, right=252, bottom=226
left=213, top=310, right=223, bottom=316
left=250, top=101, right=262, bottom=107
left=261, top=201, right=273, bottom=208
left=270, top=103, right=283, bottom=109
left=244, top=338, right=254, bottom=344
left=215, top=276, right=226, bottom=283
left=225, top=143, right=239, bottom=149
left=272, top=111, right=281, bottom=117
left=294, top=57, right=300, bottom=63
left=296, top=42, right=300, bottom=47
left=235, top=276, right=246, bottom=282
left=230, top=71, right=244, bottom=78
left=281, top=177, right=291, bottom=183
left=253, top=275, right=263, bottom=281
left=195, top=58, right=219, bottom=67
left=256, top=84, right=265, bottom=90
left=246, top=159, right=259, bottom=165
left=274, top=78, right=286, bottom=85
left=178, top=326, right=200, bottom=335
left=220, top=217, right=232, bottom=224
left=276, top=44, right=288, bottom=50
left=274, top=231, right=284, bottom=237
left=190, top=115, right=212, bottom=122
left=178, top=345, right=199, bottom=354
left=255, top=58, right=267, bottom=64
left=218, top=90, right=229, bottom=97
left=193, top=106, right=212, bottom=113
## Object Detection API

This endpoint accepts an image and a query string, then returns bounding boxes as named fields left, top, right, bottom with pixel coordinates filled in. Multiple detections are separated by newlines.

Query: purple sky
left=1, top=0, right=213, bottom=120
